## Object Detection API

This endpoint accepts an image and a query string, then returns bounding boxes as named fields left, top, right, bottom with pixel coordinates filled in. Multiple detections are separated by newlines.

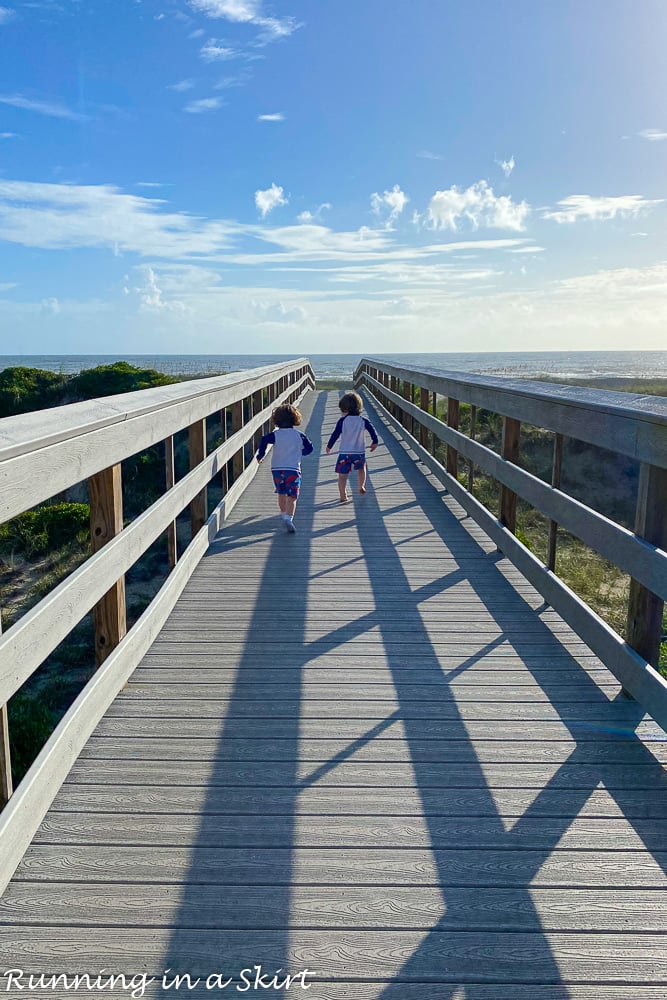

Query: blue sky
left=0, top=0, right=666, bottom=354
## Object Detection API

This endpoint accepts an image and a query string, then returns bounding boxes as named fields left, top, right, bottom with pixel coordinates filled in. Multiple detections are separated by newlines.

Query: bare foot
left=339, top=495, right=351, bottom=504
left=359, top=486, right=367, bottom=494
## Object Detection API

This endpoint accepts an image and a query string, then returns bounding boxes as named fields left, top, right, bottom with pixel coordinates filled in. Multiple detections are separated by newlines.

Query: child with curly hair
left=256, top=403, right=314, bottom=532
left=326, top=391, right=378, bottom=503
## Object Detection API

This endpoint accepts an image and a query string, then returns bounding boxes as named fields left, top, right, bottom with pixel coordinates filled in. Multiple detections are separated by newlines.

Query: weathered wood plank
left=49, top=783, right=667, bottom=818
left=1, top=927, right=667, bottom=981
left=63, top=759, right=667, bottom=789
left=31, top=813, right=667, bottom=851
left=3, top=882, right=667, bottom=931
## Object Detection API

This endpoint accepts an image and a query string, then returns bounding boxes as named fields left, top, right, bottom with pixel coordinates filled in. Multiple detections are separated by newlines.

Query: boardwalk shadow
left=164, top=392, right=328, bottom=981
left=356, top=396, right=667, bottom=996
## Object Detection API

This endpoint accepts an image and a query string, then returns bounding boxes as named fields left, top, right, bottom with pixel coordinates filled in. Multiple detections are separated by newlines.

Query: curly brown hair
left=339, top=391, right=363, bottom=416
left=272, top=403, right=302, bottom=428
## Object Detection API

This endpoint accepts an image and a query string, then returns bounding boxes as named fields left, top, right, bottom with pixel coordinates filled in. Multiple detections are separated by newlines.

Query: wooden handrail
left=355, top=360, right=667, bottom=731
left=0, top=359, right=314, bottom=894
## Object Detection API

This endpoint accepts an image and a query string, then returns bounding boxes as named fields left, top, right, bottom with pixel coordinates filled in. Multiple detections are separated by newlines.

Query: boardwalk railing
left=0, top=359, right=314, bottom=891
left=355, top=358, right=667, bottom=728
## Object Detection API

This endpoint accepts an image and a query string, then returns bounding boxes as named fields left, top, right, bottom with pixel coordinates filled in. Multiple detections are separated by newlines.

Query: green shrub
left=70, top=361, right=173, bottom=398
left=0, top=367, right=68, bottom=417
left=7, top=692, right=59, bottom=784
left=0, top=502, right=90, bottom=558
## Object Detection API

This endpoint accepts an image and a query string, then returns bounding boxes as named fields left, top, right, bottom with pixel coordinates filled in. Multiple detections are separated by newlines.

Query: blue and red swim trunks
left=335, top=453, right=366, bottom=475
left=272, top=468, right=302, bottom=498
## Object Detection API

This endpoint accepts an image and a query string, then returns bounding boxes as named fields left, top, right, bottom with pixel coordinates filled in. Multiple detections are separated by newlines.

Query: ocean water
left=2, top=351, right=667, bottom=382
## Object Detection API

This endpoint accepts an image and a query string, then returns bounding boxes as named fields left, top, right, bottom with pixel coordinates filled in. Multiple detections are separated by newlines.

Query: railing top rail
left=0, top=358, right=309, bottom=464
left=356, top=358, right=667, bottom=426
left=355, top=358, right=667, bottom=467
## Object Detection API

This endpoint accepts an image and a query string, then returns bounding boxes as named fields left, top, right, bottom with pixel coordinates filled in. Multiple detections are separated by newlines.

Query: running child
left=326, top=392, right=378, bottom=503
left=256, top=403, right=313, bottom=533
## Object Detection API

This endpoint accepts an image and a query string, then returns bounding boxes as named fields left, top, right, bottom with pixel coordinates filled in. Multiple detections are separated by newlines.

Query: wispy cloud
left=255, top=183, right=288, bottom=218
left=215, top=71, right=252, bottom=89
left=0, top=94, right=87, bottom=121
left=297, top=203, right=331, bottom=224
left=185, top=96, right=225, bottom=113
left=427, top=180, right=529, bottom=231
left=0, top=131, right=19, bottom=139
left=168, top=79, right=196, bottom=92
left=0, top=180, right=243, bottom=257
left=543, top=194, right=663, bottom=223
left=188, top=0, right=300, bottom=41
left=496, top=155, right=515, bottom=178
left=416, top=150, right=444, bottom=161
left=638, top=128, right=667, bottom=141
left=0, top=7, right=15, bottom=25
left=258, top=112, right=285, bottom=121
left=371, top=184, right=408, bottom=228
left=200, top=38, right=241, bottom=60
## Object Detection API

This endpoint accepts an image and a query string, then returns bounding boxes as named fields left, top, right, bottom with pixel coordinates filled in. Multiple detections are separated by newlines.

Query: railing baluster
left=420, top=387, right=429, bottom=450
left=447, top=397, right=460, bottom=477
left=165, top=435, right=178, bottom=569
left=188, top=419, right=207, bottom=535
left=500, top=416, right=520, bottom=533
left=231, top=399, right=245, bottom=483
left=626, top=462, right=667, bottom=667
left=468, top=404, right=477, bottom=492
left=0, top=617, right=12, bottom=806
left=89, top=464, right=127, bottom=666
left=547, top=433, right=564, bottom=571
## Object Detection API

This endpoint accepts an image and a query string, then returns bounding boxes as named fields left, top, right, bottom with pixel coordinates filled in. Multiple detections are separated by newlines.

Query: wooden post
left=446, top=398, right=460, bottom=477
left=401, top=381, right=411, bottom=430
left=468, top=405, right=477, bottom=492
left=252, top=389, right=263, bottom=452
left=0, top=616, right=12, bottom=805
left=419, top=388, right=429, bottom=449
left=165, top=435, right=177, bottom=569
left=231, top=399, right=244, bottom=483
left=626, top=462, right=667, bottom=667
left=390, top=376, right=398, bottom=418
left=547, top=433, right=564, bottom=571
left=500, top=416, right=520, bottom=533
left=89, top=464, right=126, bottom=666
left=188, top=419, right=207, bottom=536
left=220, top=408, right=229, bottom=495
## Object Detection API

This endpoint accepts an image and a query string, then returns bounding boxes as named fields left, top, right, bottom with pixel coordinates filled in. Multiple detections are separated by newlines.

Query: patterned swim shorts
left=272, top=468, right=302, bottom=498
left=335, top=453, right=366, bottom=475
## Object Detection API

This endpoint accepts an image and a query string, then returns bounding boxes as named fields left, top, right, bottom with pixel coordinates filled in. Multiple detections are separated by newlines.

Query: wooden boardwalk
left=1, top=389, right=667, bottom=998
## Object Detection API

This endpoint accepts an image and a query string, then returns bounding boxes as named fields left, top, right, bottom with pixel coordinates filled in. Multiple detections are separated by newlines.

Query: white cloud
left=215, top=71, right=252, bottom=89
left=255, top=183, right=287, bottom=218
left=0, top=94, right=87, bottom=121
left=638, top=129, right=667, bottom=141
left=543, top=194, right=663, bottom=224
left=200, top=38, right=240, bottom=60
left=496, top=155, right=515, bottom=177
left=0, top=7, right=15, bottom=25
left=416, top=150, right=444, bottom=160
left=0, top=131, right=18, bottom=139
left=258, top=112, right=285, bottom=121
left=507, top=245, right=545, bottom=253
left=427, top=180, right=529, bottom=231
left=0, top=180, right=243, bottom=257
left=554, top=262, right=667, bottom=298
left=0, top=282, right=16, bottom=292
left=134, top=265, right=188, bottom=312
left=251, top=299, right=306, bottom=323
left=185, top=96, right=225, bottom=113
left=297, top=203, right=331, bottom=224
left=370, top=184, right=408, bottom=228
left=168, top=79, right=195, bottom=92
left=188, top=0, right=300, bottom=40
left=40, top=297, right=60, bottom=315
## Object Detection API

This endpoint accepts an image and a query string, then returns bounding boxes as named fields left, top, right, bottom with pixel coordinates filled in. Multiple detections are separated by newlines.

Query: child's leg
left=338, top=472, right=350, bottom=501
left=278, top=494, right=287, bottom=513
left=284, top=496, right=297, bottom=516
left=357, top=463, right=367, bottom=493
